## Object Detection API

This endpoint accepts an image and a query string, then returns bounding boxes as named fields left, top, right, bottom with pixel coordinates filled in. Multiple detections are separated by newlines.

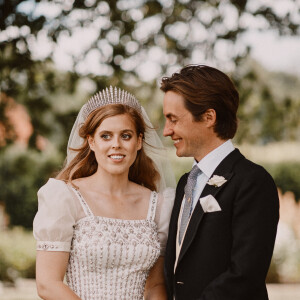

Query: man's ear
left=203, top=109, right=216, bottom=128
left=87, top=135, right=95, bottom=151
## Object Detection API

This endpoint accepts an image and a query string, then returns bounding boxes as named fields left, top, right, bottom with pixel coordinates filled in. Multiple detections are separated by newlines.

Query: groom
left=161, top=65, right=279, bottom=300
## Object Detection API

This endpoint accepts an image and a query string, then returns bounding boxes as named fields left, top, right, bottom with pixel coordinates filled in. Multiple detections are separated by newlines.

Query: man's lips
left=173, top=139, right=181, bottom=145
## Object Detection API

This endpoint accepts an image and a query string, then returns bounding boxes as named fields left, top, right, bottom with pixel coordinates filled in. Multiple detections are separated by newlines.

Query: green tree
left=1, top=0, right=300, bottom=227
left=234, top=61, right=300, bottom=144
left=1, top=0, right=299, bottom=149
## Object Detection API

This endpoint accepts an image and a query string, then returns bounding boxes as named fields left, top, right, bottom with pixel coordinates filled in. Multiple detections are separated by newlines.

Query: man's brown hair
left=160, top=64, right=239, bottom=140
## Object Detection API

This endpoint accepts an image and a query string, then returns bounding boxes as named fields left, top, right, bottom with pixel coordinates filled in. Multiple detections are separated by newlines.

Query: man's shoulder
left=232, top=149, right=274, bottom=182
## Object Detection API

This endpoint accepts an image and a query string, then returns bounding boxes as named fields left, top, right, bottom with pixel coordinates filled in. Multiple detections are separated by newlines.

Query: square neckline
left=68, top=184, right=158, bottom=222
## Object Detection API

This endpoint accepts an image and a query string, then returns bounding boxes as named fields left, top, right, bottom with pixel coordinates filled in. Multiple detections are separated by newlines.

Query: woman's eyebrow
left=98, top=129, right=135, bottom=133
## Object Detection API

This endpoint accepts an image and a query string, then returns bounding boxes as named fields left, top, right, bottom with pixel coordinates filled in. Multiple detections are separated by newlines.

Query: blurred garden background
left=1, top=0, right=300, bottom=299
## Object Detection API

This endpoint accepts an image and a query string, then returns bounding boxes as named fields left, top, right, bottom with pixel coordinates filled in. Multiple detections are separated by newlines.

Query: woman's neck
left=87, top=170, right=131, bottom=196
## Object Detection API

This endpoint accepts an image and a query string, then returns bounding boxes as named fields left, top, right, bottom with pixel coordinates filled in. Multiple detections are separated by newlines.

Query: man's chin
left=175, top=149, right=186, bottom=158
left=175, top=148, right=194, bottom=158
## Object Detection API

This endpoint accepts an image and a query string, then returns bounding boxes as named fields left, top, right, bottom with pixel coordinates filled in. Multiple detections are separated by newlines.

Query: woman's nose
left=112, top=137, right=121, bottom=149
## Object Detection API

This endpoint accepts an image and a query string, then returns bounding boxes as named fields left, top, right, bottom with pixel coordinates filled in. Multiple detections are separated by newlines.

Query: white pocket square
left=199, top=195, right=222, bottom=213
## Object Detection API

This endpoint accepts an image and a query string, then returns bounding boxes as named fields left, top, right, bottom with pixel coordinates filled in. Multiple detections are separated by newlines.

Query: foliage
left=1, top=0, right=300, bottom=227
left=0, top=1, right=299, bottom=284
left=266, top=258, right=280, bottom=283
left=169, top=147, right=300, bottom=202
left=1, top=0, right=300, bottom=150
left=0, top=226, right=294, bottom=284
left=3, top=0, right=299, bottom=83
left=272, top=223, right=300, bottom=283
left=263, top=162, right=300, bottom=201
left=0, top=65, right=86, bottom=153
left=0, top=145, right=63, bottom=228
left=233, top=62, right=300, bottom=144
left=0, top=227, right=36, bottom=282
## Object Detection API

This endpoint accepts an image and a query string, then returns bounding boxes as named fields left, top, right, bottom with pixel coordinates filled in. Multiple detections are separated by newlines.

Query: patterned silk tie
left=179, top=165, right=201, bottom=244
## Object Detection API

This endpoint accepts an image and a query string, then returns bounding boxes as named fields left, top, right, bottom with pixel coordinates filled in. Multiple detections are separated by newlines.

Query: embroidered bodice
left=33, top=179, right=175, bottom=300
left=66, top=188, right=160, bottom=299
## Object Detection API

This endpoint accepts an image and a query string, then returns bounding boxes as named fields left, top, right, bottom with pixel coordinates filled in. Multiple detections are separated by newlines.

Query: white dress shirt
left=174, top=140, right=235, bottom=271
left=191, top=139, right=235, bottom=211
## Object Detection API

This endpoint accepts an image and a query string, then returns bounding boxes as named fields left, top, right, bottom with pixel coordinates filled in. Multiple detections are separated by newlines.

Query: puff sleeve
left=155, top=187, right=175, bottom=256
left=33, top=178, right=78, bottom=252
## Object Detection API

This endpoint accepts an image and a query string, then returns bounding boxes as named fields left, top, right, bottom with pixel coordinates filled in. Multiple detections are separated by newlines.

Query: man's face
left=163, top=91, right=213, bottom=161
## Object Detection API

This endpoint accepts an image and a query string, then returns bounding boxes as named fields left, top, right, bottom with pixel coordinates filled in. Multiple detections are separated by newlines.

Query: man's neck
left=194, top=138, right=228, bottom=162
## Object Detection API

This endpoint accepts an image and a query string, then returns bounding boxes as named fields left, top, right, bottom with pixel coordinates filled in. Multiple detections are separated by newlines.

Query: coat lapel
left=164, top=173, right=188, bottom=272
left=177, top=149, right=244, bottom=265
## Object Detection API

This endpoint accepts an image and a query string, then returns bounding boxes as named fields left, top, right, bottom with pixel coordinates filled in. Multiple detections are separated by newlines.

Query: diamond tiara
left=82, top=86, right=142, bottom=120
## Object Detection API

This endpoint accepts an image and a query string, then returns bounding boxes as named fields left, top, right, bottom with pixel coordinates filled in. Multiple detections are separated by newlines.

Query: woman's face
left=88, top=113, right=142, bottom=176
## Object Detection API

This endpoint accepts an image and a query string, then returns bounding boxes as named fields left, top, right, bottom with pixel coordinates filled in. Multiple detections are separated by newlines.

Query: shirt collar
left=193, top=140, right=235, bottom=178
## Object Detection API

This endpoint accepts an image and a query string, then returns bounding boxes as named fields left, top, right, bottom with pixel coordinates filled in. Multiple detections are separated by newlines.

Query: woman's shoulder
left=156, top=188, right=175, bottom=217
left=34, top=178, right=79, bottom=250
left=160, top=187, right=176, bottom=200
left=38, top=178, right=75, bottom=207
left=39, top=178, right=68, bottom=192
left=154, top=187, right=176, bottom=255
left=156, top=187, right=176, bottom=207
left=36, top=177, right=81, bottom=221
left=129, top=181, right=152, bottom=197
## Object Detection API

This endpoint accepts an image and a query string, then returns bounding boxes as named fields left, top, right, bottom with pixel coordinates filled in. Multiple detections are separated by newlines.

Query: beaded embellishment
left=66, top=189, right=161, bottom=300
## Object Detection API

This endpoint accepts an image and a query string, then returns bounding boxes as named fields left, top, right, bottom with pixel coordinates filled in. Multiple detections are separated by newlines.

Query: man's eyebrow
left=166, top=113, right=177, bottom=119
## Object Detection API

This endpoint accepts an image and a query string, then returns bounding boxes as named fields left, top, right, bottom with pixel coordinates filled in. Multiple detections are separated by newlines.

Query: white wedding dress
left=33, top=178, right=175, bottom=300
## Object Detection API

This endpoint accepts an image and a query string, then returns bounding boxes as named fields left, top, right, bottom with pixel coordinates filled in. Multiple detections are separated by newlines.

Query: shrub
left=0, top=227, right=36, bottom=282
left=263, top=162, right=300, bottom=201
left=169, top=151, right=300, bottom=204
left=0, top=146, right=63, bottom=229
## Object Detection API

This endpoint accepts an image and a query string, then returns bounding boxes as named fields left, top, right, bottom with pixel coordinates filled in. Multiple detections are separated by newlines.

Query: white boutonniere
left=207, top=175, right=227, bottom=187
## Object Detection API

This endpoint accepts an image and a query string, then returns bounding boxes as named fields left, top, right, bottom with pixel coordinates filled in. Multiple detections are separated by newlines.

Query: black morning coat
left=164, top=149, right=279, bottom=300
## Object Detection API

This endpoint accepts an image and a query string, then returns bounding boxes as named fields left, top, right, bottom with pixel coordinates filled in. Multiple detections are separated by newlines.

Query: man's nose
left=163, top=122, right=173, bottom=137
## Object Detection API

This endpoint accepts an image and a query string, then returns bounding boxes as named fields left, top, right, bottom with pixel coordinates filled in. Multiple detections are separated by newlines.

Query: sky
left=245, top=31, right=300, bottom=77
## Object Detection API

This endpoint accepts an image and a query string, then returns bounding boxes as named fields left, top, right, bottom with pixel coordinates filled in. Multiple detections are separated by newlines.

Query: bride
left=33, top=87, right=175, bottom=300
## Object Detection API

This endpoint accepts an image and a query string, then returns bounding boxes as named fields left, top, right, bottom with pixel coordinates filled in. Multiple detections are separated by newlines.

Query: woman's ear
left=203, top=109, right=216, bottom=128
left=87, top=135, right=95, bottom=151
left=137, top=133, right=143, bottom=151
